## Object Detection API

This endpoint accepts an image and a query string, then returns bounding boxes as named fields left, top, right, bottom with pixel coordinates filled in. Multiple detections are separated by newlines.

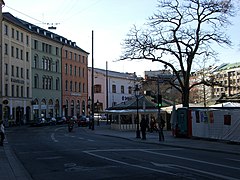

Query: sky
left=2, top=0, right=240, bottom=76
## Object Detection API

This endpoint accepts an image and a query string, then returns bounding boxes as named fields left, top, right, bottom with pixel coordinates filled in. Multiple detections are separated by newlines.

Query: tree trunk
left=182, top=87, right=190, bottom=107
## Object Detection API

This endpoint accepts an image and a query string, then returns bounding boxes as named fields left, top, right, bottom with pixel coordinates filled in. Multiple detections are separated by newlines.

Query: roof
left=2, top=12, right=89, bottom=54
left=218, top=62, right=240, bottom=71
left=89, top=67, right=136, bottom=80
left=107, top=95, right=157, bottom=110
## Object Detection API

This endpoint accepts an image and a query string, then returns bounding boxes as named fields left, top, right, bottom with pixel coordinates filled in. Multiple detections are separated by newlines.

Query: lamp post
left=96, top=100, right=100, bottom=126
left=88, top=97, right=92, bottom=129
left=135, top=84, right=141, bottom=138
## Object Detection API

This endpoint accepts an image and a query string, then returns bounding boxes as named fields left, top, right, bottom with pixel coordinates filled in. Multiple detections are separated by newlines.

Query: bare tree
left=120, top=0, right=235, bottom=107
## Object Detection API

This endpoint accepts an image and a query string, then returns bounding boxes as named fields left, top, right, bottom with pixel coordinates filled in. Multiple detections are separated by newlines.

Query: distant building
left=88, top=68, right=136, bottom=113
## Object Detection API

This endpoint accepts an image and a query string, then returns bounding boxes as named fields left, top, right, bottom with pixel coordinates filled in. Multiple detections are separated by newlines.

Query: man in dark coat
left=140, top=117, right=148, bottom=140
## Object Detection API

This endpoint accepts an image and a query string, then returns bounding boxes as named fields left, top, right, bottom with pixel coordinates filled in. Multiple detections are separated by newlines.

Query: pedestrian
left=159, top=116, right=165, bottom=141
left=0, top=121, right=5, bottom=146
left=140, top=117, right=148, bottom=140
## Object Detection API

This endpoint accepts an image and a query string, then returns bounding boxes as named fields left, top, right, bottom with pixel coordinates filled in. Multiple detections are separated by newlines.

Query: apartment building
left=212, top=62, right=240, bottom=98
left=1, top=11, right=89, bottom=124
left=62, top=42, right=89, bottom=118
left=1, top=13, right=32, bottom=124
left=88, top=68, right=136, bottom=113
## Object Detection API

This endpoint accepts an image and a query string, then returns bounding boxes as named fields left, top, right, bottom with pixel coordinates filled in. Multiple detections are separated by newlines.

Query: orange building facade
left=61, top=43, right=89, bottom=118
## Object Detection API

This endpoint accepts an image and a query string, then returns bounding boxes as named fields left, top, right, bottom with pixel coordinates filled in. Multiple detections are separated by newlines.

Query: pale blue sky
left=3, top=0, right=240, bottom=76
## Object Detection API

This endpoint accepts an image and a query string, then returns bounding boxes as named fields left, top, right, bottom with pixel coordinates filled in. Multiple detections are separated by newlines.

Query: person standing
left=140, top=117, right=148, bottom=140
left=0, top=122, right=5, bottom=146
left=159, top=116, right=165, bottom=141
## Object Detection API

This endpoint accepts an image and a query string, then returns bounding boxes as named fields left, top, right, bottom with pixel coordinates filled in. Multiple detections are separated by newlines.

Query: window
left=75, top=82, right=77, bottom=92
left=65, top=64, right=68, bottom=74
left=121, top=85, right=124, bottom=93
left=16, top=30, right=19, bottom=40
left=21, top=32, right=23, bottom=42
left=4, top=64, right=8, bottom=75
left=21, top=68, right=23, bottom=78
left=42, top=43, right=45, bottom=52
left=42, top=59, right=45, bottom=69
left=65, top=50, right=68, bottom=58
left=26, top=69, right=29, bottom=79
left=11, top=65, right=14, bottom=76
left=34, top=75, right=38, bottom=88
left=79, top=55, right=81, bottom=62
left=21, top=86, right=23, bottom=97
left=55, top=60, right=59, bottom=72
left=16, top=67, right=19, bottom=77
left=70, top=81, right=73, bottom=91
left=82, top=68, right=85, bottom=77
left=11, top=46, right=14, bottom=57
left=5, top=84, right=8, bottom=96
left=34, top=55, right=38, bottom=68
left=74, top=53, right=76, bottom=61
left=112, top=85, right=116, bottom=93
left=42, top=77, right=45, bottom=89
left=74, top=66, right=76, bottom=76
left=70, top=65, right=72, bottom=75
left=56, top=47, right=59, bottom=56
left=12, top=85, right=14, bottom=97
left=79, top=82, right=81, bottom=92
left=26, top=35, right=29, bottom=45
left=94, top=85, right=101, bottom=93
left=20, top=50, right=23, bottom=60
left=4, top=25, right=8, bottom=36
left=16, top=48, right=19, bottom=59
left=56, top=78, right=59, bottom=90
left=26, top=52, right=29, bottom=61
left=16, top=85, right=19, bottom=97
left=82, top=56, right=85, bottom=63
left=65, top=80, right=68, bottom=91
left=83, top=83, right=85, bottom=93
left=4, top=43, right=8, bottom=55
left=128, top=86, right=132, bottom=94
left=70, top=52, right=72, bottom=59
left=27, top=87, right=29, bottom=98
left=34, top=40, right=38, bottom=49
left=11, top=28, right=14, bottom=38
left=78, top=67, right=81, bottom=77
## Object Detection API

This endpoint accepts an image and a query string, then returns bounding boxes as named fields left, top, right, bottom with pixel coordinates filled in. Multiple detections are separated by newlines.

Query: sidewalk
left=90, top=124, right=240, bottom=155
left=1, top=124, right=239, bottom=180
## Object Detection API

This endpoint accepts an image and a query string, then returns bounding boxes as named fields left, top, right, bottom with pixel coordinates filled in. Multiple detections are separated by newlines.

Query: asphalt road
left=6, top=125, right=240, bottom=180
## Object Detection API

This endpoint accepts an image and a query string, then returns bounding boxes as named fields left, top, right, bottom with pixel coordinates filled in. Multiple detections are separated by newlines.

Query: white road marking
left=141, top=150, right=240, bottom=171
left=87, top=139, right=95, bottom=142
left=226, top=158, right=240, bottom=162
left=152, top=162, right=239, bottom=180
left=51, top=133, right=58, bottom=142
left=83, top=150, right=176, bottom=176
left=37, top=156, right=63, bottom=160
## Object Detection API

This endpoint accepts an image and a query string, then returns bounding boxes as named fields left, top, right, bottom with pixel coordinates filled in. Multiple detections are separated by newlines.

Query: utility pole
left=91, top=30, right=94, bottom=130
left=106, top=61, right=109, bottom=124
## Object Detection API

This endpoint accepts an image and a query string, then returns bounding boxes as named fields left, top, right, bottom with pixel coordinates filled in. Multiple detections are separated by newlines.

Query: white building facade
left=88, top=67, right=136, bottom=113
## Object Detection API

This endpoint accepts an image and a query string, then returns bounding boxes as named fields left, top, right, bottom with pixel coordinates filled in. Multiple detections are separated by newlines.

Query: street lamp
left=135, top=84, right=141, bottom=138
left=96, top=100, right=100, bottom=126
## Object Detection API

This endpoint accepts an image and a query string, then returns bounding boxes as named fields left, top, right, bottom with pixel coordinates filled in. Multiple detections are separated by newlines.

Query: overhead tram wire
left=4, top=5, right=60, bottom=30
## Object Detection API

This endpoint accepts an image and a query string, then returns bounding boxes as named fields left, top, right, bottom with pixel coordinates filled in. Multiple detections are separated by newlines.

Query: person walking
left=0, top=122, right=5, bottom=146
left=140, top=117, right=148, bottom=140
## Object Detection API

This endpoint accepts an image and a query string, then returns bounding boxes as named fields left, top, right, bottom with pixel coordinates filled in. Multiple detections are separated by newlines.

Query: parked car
left=77, top=116, right=89, bottom=127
